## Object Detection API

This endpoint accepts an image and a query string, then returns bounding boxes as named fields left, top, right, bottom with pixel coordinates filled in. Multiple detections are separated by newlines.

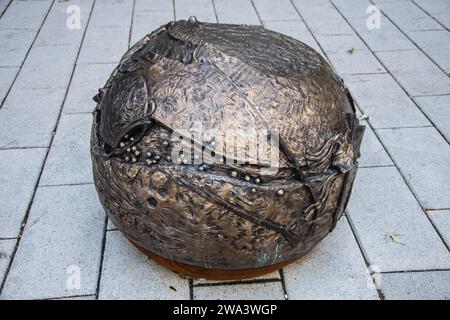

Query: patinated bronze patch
left=91, top=17, right=364, bottom=279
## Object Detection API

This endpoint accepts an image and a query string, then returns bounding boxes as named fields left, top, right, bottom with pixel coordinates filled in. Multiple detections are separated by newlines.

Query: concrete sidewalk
left=0, top=0, right=449, bottom=300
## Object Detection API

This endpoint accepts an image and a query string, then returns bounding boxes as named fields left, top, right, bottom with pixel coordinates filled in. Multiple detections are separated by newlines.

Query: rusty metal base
left=127, top=237, right=298, bottom=280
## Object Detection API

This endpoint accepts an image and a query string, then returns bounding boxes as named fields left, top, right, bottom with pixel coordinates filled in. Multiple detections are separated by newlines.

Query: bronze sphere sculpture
left=91, top=18, right=364, bottom=280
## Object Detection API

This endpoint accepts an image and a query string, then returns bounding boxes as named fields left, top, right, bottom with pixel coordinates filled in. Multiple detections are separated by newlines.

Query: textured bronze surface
left=91, top=18, right=364, bottom=279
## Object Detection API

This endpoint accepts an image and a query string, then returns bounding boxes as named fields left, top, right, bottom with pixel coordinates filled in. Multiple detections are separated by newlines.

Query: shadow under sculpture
left=90, top=17, right=364, bottom=280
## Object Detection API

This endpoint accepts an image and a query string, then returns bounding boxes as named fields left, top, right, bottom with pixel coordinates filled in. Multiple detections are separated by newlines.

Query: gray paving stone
left=419, top=0, right=450, bottom=14
left=63, top=63, right=115, bottom=114
left=253, top=0, right=300, bottom=22
left=98, top=230, right=190, bottom=300
left=414, top=95, right=450, bottom=142
left=194, top=281, right=284, bottom=300
left=174, top=0, right=216, bottom=23
left=346, top=166, right=450, bottom=272
left=40, top=113, right=93, bottom=186
left=0, top=239, right=16, bottom=286
left=409, top=30, right=450, bottom=73
left=292, top=0, right=329, bottom=6
left=283, top=217, right=379, bottom=300
left=130, top=9, right=173, bottom=44
left=1, top=184, right=105, bottom=299
left=414, top=0, right=450, bottom=30
left=315, top=34, right=385, bottom=75
left=380, top=271, right=450, bottom=299
left=135, top=0, right=173, bottom=12
left=342, top=73, right=430, bottom=129
left=373, top=0, right=412, bottom=2
left=292, top=0, right=354, bottom=36
left=35, top=0, right=94, bottom=47
left=376, top=50, right=450, bottom=96
left=0, top=0, right=51, bottom=30
left=0, top=66, right=17, bottom=105
left=380, top=1, right=444, bottom=32
left=214, top=0, right=260, bottom=25
left=89, top=0, right=134, bottom=28
left=0, top=29, right=36, bottom=67
left=331, top=0, right=374, bottom=19
left=14, top=44, right=78, bottom=89
left=428, top=210, right=450, bottom=248
left=347, top=16, right=416, bottom=52
left=0, top=87, right=66, bottom=148
left=78, top=26, right=130, bottom=64
left=0, top=148, right=47, bottom=239
left=414, top=0, right=450, bottom=15
left=264, top=20, right=325, bottom=56
left=0, top=0, right=12, bottom=17
left=376, top=127, right=450, bottom=209
left=357, top=118, right=393, bottom=168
